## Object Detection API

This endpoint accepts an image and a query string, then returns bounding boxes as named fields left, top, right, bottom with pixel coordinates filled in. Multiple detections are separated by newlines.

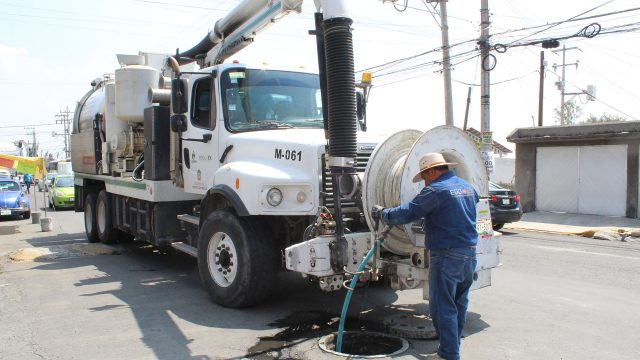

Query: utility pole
left=538, top=51, right=545, bottom=127
left=463, top=87, right=472, bottom=131
left=25, top=127, right=36, bottom=157
left=438, top=0, right=454, bottom=126
left=479, top=0, right=493, bottom=173
left=55, top=107, right=73, bottom=159
left=552, top=45, right=580, bottom=125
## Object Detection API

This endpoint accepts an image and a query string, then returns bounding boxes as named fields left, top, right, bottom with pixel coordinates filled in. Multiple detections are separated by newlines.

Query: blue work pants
left=428, top=246, right=477, bottom=360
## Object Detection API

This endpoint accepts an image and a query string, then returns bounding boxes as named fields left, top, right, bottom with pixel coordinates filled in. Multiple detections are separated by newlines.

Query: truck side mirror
left=171, top=78, right=188, bottom=114
left=356, top=91, right=367, bottom=132
left=170, top=114, right=188, bottom=133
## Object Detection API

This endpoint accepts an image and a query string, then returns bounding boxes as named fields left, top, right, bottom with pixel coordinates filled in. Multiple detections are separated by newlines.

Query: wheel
left=492, top=222, right=504, bottom=231
left=84, top=193, right=99, bottom=243
left=197, top=208, right=279, bottom=308
left=96, top=190, right=117, bottom=244
left=23, top=211, right=30, bottom=220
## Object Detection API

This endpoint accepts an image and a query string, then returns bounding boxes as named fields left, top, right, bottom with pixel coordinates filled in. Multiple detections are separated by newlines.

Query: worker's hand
left=371, top=205, right=385, bottom=223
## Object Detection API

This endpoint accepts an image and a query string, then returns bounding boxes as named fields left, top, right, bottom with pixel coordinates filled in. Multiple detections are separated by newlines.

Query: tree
left=554, top=100, right=582, bottom=125
left=583, top=113, right=627, bottom=123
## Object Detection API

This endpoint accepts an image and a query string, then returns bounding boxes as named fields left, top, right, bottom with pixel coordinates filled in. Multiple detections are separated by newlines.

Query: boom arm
left=176, top=0, right=304, bottom=66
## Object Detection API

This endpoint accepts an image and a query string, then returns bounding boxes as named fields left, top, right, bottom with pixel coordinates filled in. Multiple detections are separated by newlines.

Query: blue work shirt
left=382, top=171, right=479, bottom=250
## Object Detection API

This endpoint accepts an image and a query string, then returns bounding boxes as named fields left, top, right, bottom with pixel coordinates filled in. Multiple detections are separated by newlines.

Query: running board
left=171, top=242, right=198, bottom=258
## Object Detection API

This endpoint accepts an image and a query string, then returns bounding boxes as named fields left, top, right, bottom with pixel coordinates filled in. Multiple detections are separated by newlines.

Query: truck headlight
left=266, top=188, right=283, bottom=207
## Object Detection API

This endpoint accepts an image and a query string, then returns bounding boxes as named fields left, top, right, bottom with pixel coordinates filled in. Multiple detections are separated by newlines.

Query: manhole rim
left=318, top=331, right=409, bottom=358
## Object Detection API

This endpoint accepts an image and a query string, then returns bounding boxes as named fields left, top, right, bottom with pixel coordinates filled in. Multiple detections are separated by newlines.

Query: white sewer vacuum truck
left=70, top=0, right=499, bottom=308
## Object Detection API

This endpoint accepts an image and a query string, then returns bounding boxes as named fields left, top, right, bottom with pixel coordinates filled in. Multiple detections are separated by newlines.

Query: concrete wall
left=490, top=157, right=515, bottom=185
left=514, top=143, right=536, bottom=213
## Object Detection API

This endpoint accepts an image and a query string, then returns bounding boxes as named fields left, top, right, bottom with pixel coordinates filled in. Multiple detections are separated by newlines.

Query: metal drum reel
left=362, top=126, right=488, bottom=256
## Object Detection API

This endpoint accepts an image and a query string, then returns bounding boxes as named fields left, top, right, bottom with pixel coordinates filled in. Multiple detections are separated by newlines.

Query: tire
left=492, top=222, right=504, bottom=231
left=96, top=190, right=117, bottom=244
left=84, top=193, right=99, bottom=243
left=198, top=208, right=279, bottom=308
left=23, top=211, right=30, bottom=220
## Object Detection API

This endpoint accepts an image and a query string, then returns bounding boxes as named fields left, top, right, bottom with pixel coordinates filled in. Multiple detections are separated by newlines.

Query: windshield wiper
left=257, top=121, right=294, bottom=129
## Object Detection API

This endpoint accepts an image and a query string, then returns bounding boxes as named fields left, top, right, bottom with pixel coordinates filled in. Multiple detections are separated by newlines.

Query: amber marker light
left=235, top=178, right=240, bottom=189
left=361, top=71, right=372, bottom=84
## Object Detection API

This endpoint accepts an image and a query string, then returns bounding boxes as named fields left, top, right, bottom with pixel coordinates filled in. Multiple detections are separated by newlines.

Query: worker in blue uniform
left=381, top=152, right=479, bottom=360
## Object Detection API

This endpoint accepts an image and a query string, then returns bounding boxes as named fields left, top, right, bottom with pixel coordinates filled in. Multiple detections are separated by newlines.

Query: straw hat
left=411, top=152, right=457, bottom=183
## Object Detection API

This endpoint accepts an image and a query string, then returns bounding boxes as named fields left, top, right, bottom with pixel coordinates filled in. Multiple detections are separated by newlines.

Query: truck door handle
left=183, top=133, right=212, bottom=143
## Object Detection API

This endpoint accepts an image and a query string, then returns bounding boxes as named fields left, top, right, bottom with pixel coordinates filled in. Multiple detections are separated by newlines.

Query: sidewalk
left=503, top=211, right=640, bottom=237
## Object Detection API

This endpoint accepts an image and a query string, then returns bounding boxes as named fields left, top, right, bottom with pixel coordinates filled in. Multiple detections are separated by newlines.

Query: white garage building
left=507, top=122, right=639, bottom=218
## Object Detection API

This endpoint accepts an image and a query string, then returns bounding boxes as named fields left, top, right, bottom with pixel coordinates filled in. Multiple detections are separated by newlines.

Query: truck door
left=182, top=75, right=219, bottom=194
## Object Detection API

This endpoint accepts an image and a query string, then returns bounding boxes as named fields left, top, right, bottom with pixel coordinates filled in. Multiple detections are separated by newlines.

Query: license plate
left=70, top=198, right=75, bottom=202
left=0, top=210, right=11, bottom=216
left=502, top=199, right=510, bottom=205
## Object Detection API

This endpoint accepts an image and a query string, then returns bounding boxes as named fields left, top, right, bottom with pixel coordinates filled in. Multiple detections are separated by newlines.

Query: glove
left=371, top=205, right=385, bottom=223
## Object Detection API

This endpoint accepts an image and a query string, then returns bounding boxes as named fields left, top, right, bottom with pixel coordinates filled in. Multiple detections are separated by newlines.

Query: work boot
left=425, top=353, right=446, bottom=360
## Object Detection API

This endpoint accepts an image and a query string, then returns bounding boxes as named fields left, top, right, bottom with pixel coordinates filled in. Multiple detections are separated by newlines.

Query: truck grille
left=321, top=145, right=374, bottom=213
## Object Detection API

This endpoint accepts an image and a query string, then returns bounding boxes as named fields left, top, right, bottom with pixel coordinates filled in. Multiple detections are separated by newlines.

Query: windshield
left=221, top=69, right=324, bottom=132
left=54, top=177, right=74, bottom=187
left=0, top=181, right=20, bottom=191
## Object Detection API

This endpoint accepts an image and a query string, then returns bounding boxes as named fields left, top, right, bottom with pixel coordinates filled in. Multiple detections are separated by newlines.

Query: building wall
left=514, top=139, right=639, bottom=218
left=489, top=157, right=515, bottom=186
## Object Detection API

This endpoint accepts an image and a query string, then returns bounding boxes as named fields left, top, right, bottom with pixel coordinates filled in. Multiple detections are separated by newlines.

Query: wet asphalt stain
left=244, top=310, right=386, bottom=359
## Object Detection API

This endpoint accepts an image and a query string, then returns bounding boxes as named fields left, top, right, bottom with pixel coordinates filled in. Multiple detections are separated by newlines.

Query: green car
left=49, top=175, right=75, bottom=209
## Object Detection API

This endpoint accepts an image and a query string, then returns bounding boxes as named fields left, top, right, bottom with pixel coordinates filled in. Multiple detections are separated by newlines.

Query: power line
left=0, top=123, right=57, bottom=129
left=505, top=0, right=614, bottom=45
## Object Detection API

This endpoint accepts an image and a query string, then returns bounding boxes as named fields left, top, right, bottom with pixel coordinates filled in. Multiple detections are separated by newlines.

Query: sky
left=1, top=0, right=639, bottom=159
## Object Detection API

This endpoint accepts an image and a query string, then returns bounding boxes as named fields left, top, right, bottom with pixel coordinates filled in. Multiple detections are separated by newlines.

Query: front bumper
left=0, top=207, right=30, bottom=217
left=52, top=196, right=75, bottom=208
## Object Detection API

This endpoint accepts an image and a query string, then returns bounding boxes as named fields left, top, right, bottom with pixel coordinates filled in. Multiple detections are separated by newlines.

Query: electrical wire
left=547, top=68, right=638, bottom=120
left=505, top=0, right=614, bottom=46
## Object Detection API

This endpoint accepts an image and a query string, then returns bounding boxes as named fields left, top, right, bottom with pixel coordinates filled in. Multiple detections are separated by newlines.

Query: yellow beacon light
left=361, top=71, right=372, bottom=85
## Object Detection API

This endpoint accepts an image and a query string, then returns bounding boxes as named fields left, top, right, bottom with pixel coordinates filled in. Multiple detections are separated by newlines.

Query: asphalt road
left=1, top=200, right=639, bottom=359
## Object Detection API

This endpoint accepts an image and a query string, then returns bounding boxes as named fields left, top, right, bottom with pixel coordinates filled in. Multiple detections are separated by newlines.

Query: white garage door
left=536, top=145, right=627, bottom=216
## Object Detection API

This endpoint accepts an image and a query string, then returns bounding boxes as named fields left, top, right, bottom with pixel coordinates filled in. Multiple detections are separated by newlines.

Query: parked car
left=49, top=175, right=75, bottom=209
left=0, top=178, right=30, bottom=219
left=37, top=172, right=57, bottom=192
left=488, top=181, right=522, bottom=231
left=0, top=168, right=11, bottom=178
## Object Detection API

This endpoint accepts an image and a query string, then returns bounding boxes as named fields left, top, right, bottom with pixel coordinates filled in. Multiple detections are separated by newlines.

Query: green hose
left=336, top=224, right=389, bottom=353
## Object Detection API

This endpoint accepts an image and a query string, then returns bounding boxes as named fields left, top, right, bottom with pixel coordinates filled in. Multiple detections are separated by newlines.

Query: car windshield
left=488, top=182, right=503, bottom=191
left=54, top=177, right=74, bottom=187
left=0, top=181, right=20, bottom=191
left=221, top=69, right=324, bottom=132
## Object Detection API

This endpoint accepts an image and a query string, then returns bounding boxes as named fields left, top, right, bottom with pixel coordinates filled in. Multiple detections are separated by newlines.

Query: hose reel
left=362, top=126, right=488, bottom=256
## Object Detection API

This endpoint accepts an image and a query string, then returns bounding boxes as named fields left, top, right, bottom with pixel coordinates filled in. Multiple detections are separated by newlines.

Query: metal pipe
left=149, top=88, right=171, bottom=105
left=176, top=0, right=303, bottom=64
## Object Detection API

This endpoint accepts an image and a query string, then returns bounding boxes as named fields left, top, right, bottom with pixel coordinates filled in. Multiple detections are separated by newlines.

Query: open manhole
left=318, top=331, right=409, bottom=358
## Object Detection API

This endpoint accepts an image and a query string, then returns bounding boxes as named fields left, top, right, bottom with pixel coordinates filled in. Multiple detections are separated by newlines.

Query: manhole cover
left=318, top=331, right=408, bottom=358
left=384, top=313, right=437, bottom=339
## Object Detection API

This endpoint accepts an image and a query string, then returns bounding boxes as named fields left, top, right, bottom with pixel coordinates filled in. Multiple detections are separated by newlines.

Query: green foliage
left=553, top=100, right=582, bottom=125
left=583, top=113, right=627, bottom=123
